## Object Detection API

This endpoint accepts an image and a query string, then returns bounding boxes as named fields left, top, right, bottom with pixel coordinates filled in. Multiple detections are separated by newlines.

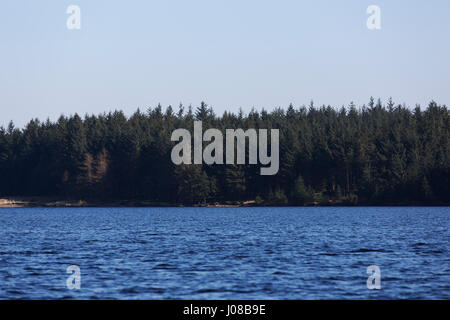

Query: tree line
left=0, top=98, right=448, bottom=205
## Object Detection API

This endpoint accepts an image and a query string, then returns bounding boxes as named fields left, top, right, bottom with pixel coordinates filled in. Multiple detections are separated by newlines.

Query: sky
left=1, top=0, right=449, bottom=127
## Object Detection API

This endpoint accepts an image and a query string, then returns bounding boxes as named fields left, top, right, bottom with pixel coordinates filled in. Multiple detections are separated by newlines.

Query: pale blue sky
left=1, top=0, right=449, bottom=127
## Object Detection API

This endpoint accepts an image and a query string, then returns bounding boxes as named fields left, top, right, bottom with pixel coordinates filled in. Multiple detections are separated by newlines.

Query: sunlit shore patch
left=0, top=198, right=88, bottom=208
left=0, top=197, right=259, bottom=208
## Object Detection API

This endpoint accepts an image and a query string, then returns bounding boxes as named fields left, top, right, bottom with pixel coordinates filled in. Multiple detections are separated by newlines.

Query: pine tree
left=224, top=165, right=246, bottom=200
left=174, top=164, right=210, bottom=204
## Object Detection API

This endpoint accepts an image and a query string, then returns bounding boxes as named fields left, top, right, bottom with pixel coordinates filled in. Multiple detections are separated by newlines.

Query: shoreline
left=0, top=197, right=258, bottom=208
left=0, top=197, right=447, bottom=208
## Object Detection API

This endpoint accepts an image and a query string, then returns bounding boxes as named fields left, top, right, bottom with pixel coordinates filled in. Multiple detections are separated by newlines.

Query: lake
left=0, top=207, right=448, bottom=299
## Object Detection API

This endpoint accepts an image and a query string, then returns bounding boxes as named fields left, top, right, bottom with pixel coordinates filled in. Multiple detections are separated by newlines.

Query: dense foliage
left=0, top=98, right=449, bottom=205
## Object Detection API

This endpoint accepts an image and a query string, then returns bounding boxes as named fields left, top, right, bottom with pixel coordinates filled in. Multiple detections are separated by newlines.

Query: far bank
left=0, top=197, right=446, bottom=208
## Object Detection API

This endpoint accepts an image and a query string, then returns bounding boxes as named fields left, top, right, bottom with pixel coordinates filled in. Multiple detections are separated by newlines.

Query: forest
left=0, top=98, right=449, bottom=206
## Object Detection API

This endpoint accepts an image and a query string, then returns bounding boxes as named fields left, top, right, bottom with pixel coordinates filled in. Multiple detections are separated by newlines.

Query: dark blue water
left=0, top=207, right=448, bottom=299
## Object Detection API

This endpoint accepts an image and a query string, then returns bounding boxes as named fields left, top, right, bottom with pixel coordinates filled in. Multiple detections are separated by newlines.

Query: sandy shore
left=0, top=197, right=257, bottom=208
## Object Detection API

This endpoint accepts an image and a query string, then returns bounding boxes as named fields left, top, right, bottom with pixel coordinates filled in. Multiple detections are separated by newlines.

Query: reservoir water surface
left=0, top=207, right=448, bottom=299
